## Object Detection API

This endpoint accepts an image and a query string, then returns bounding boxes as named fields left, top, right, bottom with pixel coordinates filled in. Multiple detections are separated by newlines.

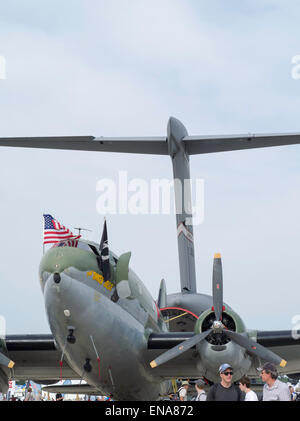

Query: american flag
left=43, top=214, right=81, bottom=245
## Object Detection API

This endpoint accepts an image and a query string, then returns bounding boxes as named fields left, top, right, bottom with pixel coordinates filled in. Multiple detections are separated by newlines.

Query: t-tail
left=167, top=117, right=197, bottom=294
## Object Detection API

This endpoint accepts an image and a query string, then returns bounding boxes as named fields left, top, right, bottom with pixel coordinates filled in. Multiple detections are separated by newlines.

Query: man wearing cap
left=178, top=381, right=190, bottom=401
left=194, top=379, right=207, bottom=401
left=206, top=363, right=243, bottom=401
left=258, top=362, right=290, bottom=401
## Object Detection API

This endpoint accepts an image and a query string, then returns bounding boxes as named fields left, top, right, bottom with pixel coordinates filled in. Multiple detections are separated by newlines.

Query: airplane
left=1, top=117, right=300, bottom=400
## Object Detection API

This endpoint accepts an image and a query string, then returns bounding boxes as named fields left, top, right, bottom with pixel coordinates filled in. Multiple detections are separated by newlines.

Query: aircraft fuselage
left=39, top=241, right=168, bottom=400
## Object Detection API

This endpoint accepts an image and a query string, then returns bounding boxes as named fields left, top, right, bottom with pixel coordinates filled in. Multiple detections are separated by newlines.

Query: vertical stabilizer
left=167, top=117, right=197, bottom=294
left=157, top=279, right=167, bottom=309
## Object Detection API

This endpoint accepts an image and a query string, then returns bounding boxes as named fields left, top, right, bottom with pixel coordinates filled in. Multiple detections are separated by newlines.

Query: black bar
left=148, top=332, right=193, bottom=349
left=5, top=335, right=56, bottom=351
left=257, top=330, right=300, bottom=347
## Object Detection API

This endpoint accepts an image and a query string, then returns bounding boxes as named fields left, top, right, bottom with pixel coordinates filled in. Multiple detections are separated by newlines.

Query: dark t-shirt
left=56, top=393, right=63, bottom=401
left=206, top=383, right=243, bottom=401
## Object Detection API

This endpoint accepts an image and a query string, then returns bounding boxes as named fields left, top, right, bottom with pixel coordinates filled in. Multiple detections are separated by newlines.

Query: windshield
left=51, top=240, right=99, bottom=255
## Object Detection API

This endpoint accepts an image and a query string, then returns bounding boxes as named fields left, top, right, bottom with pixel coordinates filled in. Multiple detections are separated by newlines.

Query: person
left=258, top=362, right=290, bottom=401
left=24, top=387, right=35, bottom=401
left=194, top=379, right=207, bottom=401
left=206, top=363, right=243, bottom=401
left=55, top=392, right=64, bottom=401
left=289, top=385, right=297, bottom=401
left=178, top=381, right=190, bottom=401
left=36, top=391, right=43, bottom=401
left=238, top=375, right=258, bottom=401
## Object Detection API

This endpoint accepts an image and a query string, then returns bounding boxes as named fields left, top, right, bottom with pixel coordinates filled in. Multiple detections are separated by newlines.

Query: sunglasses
left=222, top=371, right=233, bottom=376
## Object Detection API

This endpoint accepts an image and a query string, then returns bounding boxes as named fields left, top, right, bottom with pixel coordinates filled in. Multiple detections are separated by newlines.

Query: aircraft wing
left=5, top=334, right=79, bottom=382
left=42, top=384, right=101, bottom=395
left=7, top=330, right=300, bottom=382
left=147, top=330, right=300, bottom=378
left=1, top=130, right=300, bottom=155
left=146, top=332, right=198, bottom=378
left=256, top=330, right=300, bottom=376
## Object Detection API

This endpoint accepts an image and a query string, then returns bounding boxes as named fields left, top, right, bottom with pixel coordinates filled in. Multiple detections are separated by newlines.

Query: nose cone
left=39, top=242, right=101, bottom=292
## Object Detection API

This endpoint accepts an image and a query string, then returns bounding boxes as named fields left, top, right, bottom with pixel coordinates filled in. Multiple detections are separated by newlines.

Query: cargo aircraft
left=1, top=117, right=300, bottom=400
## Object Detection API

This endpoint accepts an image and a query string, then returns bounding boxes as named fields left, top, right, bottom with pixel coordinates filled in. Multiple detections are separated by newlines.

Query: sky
left=1, top=0, right=300, bottom=333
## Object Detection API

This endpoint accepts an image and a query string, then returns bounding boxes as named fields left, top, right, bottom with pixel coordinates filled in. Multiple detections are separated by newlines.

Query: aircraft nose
left=53, top=272, right=62, bottom=284
left=44, top=270, right=73, bottom=299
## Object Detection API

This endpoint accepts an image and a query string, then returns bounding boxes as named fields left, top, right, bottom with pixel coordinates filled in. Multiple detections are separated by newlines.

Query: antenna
left=74, top=227, right=92, bottom=236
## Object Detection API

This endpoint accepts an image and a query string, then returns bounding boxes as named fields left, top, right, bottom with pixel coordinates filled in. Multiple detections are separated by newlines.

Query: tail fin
left=157, top=279, right=167, bottom=309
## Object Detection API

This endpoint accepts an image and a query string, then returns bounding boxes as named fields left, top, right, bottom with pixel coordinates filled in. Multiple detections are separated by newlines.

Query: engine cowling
left=192, top=307, right=252, bottom=382
left=195, top=307, right=246, bottom=339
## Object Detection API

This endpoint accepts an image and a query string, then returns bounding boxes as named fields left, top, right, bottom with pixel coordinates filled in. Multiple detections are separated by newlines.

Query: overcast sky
left=1, top=0, right=300, bottom=334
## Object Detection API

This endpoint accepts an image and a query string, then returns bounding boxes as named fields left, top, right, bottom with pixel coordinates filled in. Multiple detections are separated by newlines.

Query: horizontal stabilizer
left=0, top=136, right=168, bottom=155
left=2, top=120, right=300, bottom=156
left=184, top=132, right=300, bottom=155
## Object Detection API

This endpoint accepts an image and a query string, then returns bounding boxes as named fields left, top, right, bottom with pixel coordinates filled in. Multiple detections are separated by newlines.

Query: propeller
left=212, top=253, right=223, bottom=321
left=0, top=351, right=14, bottom=369
left=150, top=253, right=287, bottom=369
left=150, top=330, right=212, bottom=368
left=224, top=330, right=286, bottom=367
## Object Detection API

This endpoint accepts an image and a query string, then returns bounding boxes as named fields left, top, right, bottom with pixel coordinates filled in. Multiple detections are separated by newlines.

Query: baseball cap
left=257, top=362, right=278, bottom=375
left=195, top=379, right=206, bottom=388
left=219, top=363, right=233, bottom=373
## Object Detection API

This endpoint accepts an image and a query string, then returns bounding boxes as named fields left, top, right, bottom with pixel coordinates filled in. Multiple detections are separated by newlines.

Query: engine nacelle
left=193, top=307, right=252, bottom=383
left=195, top=307, right=246, bottom=337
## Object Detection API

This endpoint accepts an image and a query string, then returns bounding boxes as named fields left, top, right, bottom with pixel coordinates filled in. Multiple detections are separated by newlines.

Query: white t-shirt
left=179, top=387, right=187, bottom=401
left=196, top=391, right=207, bottom=401
left=245, top=390, right=258, bottom=401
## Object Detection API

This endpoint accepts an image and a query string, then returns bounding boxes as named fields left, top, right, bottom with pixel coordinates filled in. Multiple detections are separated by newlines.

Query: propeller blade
left=150, top=329, right=212, bottom=369
left=0, top=351, right=14, bottom=369
left=213, top=253, right=223, bottom=321
left=225, top=330, right=287, bottom=368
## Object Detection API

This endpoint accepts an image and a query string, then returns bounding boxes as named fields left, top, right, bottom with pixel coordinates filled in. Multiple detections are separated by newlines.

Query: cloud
left=0, top=1, right=300, bottom=334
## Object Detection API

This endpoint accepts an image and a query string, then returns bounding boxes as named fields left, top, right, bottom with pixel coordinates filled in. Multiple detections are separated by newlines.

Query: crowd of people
left=3, top=390, right=110, bottom=401
left=173, top=362, right=298, bottom=401
left=3, top=362, right=298, bottom=402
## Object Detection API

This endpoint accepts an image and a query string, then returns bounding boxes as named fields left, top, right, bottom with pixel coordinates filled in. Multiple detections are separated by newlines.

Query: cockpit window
left=51, top=240, right=80, bottom=249
left=51, top=241, right=99, bottom=255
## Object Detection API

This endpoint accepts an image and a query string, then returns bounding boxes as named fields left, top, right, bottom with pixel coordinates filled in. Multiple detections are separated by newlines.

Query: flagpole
left=42, top=215, right=45, bottom=255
